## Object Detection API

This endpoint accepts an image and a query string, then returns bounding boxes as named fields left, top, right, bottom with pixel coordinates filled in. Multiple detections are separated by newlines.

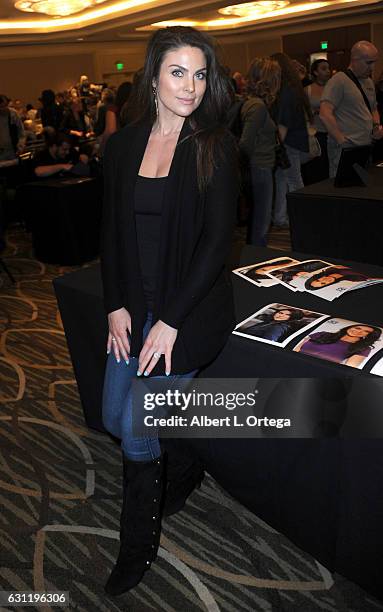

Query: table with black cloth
left=287, top=165, right=383, bottom=265
left=18, top=176, right=102, bottom=265
left=53, top=246, right=383, bottom=600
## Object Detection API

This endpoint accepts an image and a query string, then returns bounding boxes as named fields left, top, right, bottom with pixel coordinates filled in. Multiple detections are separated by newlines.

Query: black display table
left=53, top=246, right=383, bottom=600
left=18, top=176, right=102, bottom=265
left=287, top=165, right=383, bottom=265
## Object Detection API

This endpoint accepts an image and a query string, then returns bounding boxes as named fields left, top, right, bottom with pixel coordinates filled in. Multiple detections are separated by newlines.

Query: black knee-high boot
left=161, top=439, right=204, bottom=517
left=104, top=454, right=165, bottom=596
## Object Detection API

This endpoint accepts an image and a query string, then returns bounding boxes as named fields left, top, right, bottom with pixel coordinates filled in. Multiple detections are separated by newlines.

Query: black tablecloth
left=287, top=165, right=383, bottom=265
left=18, top=176, right=102, bottom=265
left=53, top=246, right=383, bottom=600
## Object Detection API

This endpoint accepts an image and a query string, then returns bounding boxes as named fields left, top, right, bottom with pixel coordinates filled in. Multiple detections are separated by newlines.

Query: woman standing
left=271, top=52, right=311, bottom=228
left=100, top=26, right=239, bottom=595
left=303, top=59, right=331, bottom=184
left=239, top=58, right=280, bottom=246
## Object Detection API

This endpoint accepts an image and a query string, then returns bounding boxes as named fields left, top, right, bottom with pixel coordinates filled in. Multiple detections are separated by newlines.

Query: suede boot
left=161, top=439, right=204, bottom=517
left=104, top=454, right=165, bottom=596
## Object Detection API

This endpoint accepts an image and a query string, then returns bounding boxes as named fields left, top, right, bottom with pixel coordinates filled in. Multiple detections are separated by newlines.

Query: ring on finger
left=111, top=336, right=116, bottom=342
left=153, top=351, right=161, bottom=359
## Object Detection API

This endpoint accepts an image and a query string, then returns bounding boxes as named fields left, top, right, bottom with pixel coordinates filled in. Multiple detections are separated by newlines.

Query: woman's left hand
left=138, top=319, right=178, bottom=377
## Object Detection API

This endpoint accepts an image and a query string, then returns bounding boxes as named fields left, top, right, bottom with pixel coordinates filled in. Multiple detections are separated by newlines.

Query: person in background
left=40, top=89, right=64, bottom=131
left=320, top=40, right=383, bottom=177
left=115, top=81, right=133, bottom=127
left=302, top=59, right=331, bottom=184
left=233, top=71, right=247, bottom=95
left=94, top=88, right=115, bottom=138
left=60, top=96, right=92, bottom=144
left=271, top=52, right=310, bottom=228
left=99, top=82, right=133, bottom=154
left=292, top=59, right=311, bottom=87
left=0, top=94, right=25, bottom=161
left=239, top=57, right=280, bottom=246
left=34, top=133, right=80, bottom=177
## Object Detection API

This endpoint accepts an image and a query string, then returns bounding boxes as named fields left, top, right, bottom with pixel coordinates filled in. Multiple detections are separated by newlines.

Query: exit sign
left=320, top=41, right=328, bottom=50
left=115, top=62, right=124, bottom=71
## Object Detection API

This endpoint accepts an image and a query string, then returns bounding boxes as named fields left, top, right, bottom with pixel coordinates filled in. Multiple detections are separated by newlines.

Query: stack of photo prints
left=232, top=258, right=383, bottom=374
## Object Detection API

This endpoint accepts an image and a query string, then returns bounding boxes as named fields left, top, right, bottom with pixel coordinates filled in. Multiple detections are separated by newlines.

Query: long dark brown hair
left=246, top=57, right=281, bottom=107
left=308, top=324, right=381, bottom=358
left=128, top=26, right=235, bottom=192
left=271, top=52, right=312, bottom=121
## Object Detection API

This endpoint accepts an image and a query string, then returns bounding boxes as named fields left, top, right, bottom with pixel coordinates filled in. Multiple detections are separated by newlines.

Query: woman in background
left=271, top=52, right=311, bottom=228
left=303, top=59, right=331, bottom=184
left=239, top=57, right=280, bottom=246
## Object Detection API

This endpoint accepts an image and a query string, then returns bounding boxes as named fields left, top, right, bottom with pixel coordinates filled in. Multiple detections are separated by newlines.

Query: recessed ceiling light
left=14, top=0, right=108, bottom=17
left=219, top=0, right=290, bottom=17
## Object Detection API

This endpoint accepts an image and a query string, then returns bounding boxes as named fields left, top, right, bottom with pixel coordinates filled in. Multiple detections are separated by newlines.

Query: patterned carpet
left=1, top=225, right=383, bottom=612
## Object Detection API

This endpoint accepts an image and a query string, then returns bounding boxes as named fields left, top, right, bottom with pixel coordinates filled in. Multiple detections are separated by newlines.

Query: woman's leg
left=247, top=165, right=273, bottom=246
left=273, top=165, right=288, bottom=227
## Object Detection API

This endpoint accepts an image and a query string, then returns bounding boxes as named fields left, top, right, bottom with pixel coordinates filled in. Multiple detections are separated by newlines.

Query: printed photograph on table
left=233, top=303, right=327, bottom=347
left=300, top=265, right=383, bottom=301
left=264, top=260, right=332, bottom=292
left=293, top=318, right=383, bottom=369
left=370, top=357, right=383, bottom=376
left=233, top=257, right=299, bottom=288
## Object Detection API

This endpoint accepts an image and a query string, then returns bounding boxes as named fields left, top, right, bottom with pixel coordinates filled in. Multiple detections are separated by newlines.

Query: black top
left=100, top=120, right=239, bottom=375
left=134, top=175, right=166, bottom=311
left=274, top=86, right=309, bottom=152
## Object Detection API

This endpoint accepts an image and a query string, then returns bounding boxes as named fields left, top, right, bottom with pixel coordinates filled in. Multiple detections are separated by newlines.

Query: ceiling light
left=14, top=0, right=108, bottom=16
left=219, top=1, right=290, bottom=17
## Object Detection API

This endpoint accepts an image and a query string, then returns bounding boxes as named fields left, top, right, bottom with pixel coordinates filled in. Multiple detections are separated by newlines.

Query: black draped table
left=53, top=246, right=383, bottom=600
left=18, top=176, right=102, bottom=265
left=287, top=165, right=383, bottom=265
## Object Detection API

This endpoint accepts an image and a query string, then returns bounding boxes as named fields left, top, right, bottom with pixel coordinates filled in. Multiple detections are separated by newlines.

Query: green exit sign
left=115, top=62, right=124, bottom=71
left=320, top=41, right=328, bottom=50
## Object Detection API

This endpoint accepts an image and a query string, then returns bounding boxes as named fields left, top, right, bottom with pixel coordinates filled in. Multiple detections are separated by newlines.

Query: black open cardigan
left=100, top=119, right=239, bottom=375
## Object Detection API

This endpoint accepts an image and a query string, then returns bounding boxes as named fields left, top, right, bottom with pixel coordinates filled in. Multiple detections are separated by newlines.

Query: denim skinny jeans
left=102, top=313, right=197, bottom=461
left=274, top=144, right=304, bottom=226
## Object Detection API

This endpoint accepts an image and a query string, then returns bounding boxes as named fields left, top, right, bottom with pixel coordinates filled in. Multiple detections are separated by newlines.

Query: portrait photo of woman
left=233, top=303, right=327, bottom=347
left=293, top=318, right=383, bottom=369
left=265, top=259, right=331, bottom=291
left=233, top=256, right=298, bottom=287
left=300, top=265, right=383, bottom=301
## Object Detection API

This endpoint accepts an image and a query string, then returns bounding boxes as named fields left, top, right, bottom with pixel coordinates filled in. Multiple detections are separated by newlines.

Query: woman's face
left=273, top=309, right=292, bottom=321
left=314, top=62, right=331, bottom=83
left=310, top=273, right=341, bottom=288
left=154, top=46, right=207, bottom=120
left=345, top=325, right=374, bottom=339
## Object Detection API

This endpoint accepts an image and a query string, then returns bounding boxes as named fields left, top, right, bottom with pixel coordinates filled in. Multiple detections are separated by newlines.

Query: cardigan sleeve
left=99, top=134, right=125, bottom=314
left=161, top=134, right=239, bottom=329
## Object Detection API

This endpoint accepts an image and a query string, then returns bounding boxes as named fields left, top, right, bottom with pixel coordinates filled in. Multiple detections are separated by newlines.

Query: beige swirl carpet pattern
left=1, top=226, right=383, bottom=611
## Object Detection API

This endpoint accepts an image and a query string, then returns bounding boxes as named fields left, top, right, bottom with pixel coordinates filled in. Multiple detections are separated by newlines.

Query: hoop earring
left=152, top=86, right=158, bottom=116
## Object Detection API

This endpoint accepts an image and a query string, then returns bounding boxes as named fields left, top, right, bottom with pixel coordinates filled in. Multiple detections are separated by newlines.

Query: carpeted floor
left=1, top=225, right=383, bottom=612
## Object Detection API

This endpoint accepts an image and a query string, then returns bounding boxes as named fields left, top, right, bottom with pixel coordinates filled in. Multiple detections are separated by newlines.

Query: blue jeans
left=248, top=164, right=273, bottom=246
left=102, top=314, right=197, bottom=461
left=274, top=144, right=304, bottom=226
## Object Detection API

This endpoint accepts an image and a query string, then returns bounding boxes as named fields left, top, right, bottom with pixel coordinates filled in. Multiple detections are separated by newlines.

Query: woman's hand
left=138, top=320, right=178, bottom=377
left=107, top=307, right=131, bottom=363
left=344, top=354, right=365, bottom=368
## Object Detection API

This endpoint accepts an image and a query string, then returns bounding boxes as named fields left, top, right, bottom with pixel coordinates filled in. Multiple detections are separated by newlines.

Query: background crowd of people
left=1, top=41, right=383, bottom=245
